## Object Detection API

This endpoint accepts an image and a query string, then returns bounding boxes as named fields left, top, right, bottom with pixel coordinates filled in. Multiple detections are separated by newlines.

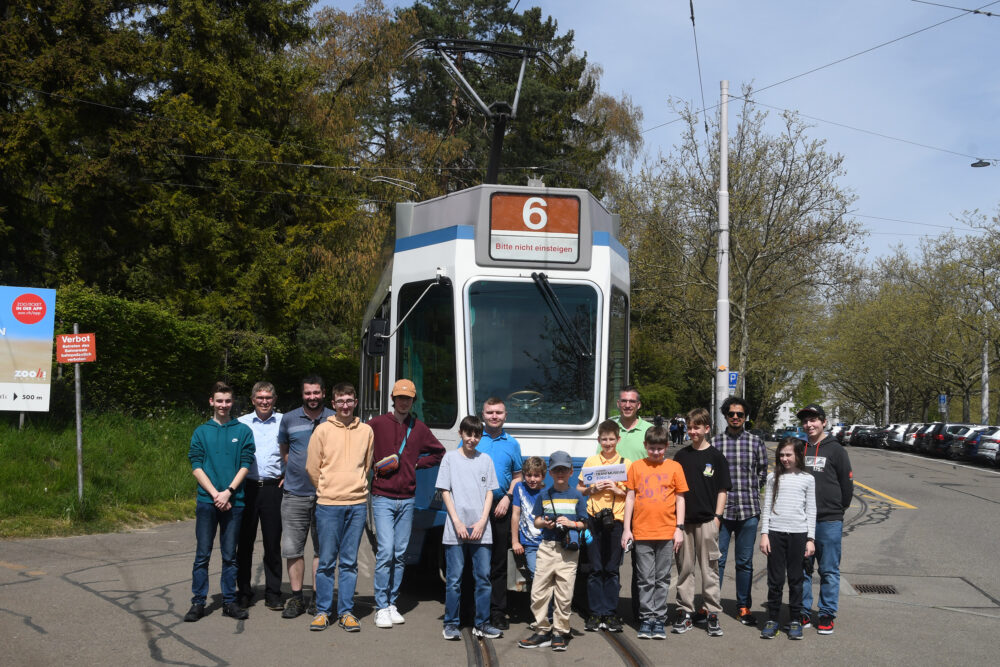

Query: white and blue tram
left=359, top=182, right=631, bottom=573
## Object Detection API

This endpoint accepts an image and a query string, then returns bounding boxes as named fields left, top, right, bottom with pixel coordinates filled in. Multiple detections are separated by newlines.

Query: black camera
left=594, top=508, right=615, bottom=530
left=550, top=518, right=580, bottom=551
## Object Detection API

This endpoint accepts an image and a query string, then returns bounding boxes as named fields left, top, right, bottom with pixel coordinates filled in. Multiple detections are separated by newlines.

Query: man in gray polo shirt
left=277, top=375, right=334, bottom=619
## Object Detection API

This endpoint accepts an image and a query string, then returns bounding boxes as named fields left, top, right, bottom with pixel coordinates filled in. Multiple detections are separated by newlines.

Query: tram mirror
left=365, top=318, right=390, bottom=356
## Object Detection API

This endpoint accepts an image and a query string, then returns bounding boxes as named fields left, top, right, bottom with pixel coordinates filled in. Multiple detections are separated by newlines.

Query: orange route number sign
left=489, top=193, right=580, bottom=263
left=57, top=333, right=97, bottom=364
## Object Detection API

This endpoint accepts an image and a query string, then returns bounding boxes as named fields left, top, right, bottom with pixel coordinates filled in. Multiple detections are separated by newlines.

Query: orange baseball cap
left=391, top=379, right=416, bottom=398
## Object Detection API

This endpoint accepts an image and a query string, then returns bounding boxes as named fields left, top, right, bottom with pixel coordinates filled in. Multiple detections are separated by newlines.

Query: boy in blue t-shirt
left=517, top=451, right=587, bottom=652
left=511, top=456, right=547, bottom=578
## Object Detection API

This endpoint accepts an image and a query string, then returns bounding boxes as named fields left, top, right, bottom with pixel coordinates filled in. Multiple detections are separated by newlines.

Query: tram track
left=461, top=627, right=498, bottom=667
left=599, top=628, right=654, bottom=667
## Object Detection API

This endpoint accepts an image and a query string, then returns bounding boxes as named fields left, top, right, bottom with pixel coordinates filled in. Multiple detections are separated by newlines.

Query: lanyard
left=397, top=421, right=413, bottom=456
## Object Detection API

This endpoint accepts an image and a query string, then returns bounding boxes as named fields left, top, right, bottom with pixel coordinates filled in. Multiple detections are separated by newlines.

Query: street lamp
left=971, top=159, right=991, bottom=168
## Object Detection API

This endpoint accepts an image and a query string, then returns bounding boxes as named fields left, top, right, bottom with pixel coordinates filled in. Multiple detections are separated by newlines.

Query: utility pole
left=714, top=80, right=730, bottom=435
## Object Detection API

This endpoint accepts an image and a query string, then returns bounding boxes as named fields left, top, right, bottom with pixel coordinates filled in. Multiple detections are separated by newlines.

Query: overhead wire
left=641, top=0, right=1000, bottom=134
left=687, top=0, right=710, bottom=137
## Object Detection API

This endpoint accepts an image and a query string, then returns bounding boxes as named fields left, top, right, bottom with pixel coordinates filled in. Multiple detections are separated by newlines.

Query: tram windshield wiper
left=531, top=272, right=593, bottom=359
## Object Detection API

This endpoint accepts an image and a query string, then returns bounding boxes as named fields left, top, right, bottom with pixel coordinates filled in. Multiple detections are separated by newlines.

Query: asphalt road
left=2, top=445, right=998, bottom=666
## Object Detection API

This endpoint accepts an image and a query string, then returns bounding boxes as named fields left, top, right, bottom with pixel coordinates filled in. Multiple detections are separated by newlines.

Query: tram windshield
left=467, top=279, right=599, bottom=426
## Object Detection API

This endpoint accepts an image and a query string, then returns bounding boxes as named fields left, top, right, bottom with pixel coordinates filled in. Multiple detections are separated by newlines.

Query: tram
left=359, top=182, right=631, bottom=575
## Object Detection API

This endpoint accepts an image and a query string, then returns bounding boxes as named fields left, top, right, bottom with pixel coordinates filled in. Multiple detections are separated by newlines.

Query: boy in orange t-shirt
left=622, top=421, right=689, bottom=640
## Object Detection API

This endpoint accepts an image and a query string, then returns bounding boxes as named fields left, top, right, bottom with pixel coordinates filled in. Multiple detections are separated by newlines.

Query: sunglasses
left=726, top=411, right=746, bottom=418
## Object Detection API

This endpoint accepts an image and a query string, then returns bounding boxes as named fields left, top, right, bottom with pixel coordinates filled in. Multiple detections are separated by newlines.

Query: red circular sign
left=11, top=293, right=47, bottom=325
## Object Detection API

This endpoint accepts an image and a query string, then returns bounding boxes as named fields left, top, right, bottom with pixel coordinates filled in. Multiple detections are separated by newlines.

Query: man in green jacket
left=184, top=381, right=255, bottom=622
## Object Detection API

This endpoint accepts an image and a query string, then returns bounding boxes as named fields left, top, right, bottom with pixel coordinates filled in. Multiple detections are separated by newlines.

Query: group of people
left=184, top=378, right=853, bottom=650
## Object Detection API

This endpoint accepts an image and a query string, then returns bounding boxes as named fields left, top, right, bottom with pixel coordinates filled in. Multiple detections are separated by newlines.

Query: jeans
left=314, top=503, right=366, bottom=617
left=802, top=520, right=843, bottom=618
left=718, top=515, right=759, bottom=608
left=192, top=502, right=243, bottom=605
left=586, top=521, right=623, bottom=616
left=372, top=495, right=415, bottom=609
left=444, top=543, right=491, bottom=628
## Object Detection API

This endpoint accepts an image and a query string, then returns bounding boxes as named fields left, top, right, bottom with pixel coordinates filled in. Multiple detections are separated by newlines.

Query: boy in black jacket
left=797, top=404, right=853, bottom=636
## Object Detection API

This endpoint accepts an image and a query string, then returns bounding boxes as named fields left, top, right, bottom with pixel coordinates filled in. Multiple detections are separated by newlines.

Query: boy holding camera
left=578, top=420, right=629, bottom=632
left=518, top=451, right=587, bottom=652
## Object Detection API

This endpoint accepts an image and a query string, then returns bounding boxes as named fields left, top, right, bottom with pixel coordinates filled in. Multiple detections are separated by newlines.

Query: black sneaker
left=692, top=607, right=708, bottom=626
left=706, top=613, right=723, bottom=636
left=222, top=602, right=249, bottom=620
left=737, top=606, right=758, bottom=626
left=518, top=631, right=553, bottom=649
left=307, top=596, right=317, bottom=616
left=282, top=595, right=305, bottom=619
left=183, top=604, right=204, bottom=622
left=491, top=614, right=510, bottom=630
left=551, top=633, right=567, bottom=651
left=603, top=616, right=623, bottom=633
left=265, top=596, right=284, bottom=611
left=671, top=613, right=693, bottom=634
left=800, top=613, right=812, bottom=629
left=585, top=615, right=602, bottom=632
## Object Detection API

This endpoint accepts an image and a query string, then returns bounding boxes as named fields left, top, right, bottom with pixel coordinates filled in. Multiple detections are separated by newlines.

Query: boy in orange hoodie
left=305, top=382, right=374, bottom=633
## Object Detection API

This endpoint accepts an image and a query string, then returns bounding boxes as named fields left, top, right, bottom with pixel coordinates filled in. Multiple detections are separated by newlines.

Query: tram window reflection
left=468, top=280, right=598, bottom=426
left=396, top=280, right=458, bottom=428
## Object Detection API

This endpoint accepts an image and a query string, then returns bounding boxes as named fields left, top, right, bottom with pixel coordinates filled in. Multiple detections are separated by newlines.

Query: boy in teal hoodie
left=185, top=382, right=255, bottom=622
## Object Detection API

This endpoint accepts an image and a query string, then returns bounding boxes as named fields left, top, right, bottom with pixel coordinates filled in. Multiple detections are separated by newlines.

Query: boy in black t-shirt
left=671, top=407, right=732, bottom=637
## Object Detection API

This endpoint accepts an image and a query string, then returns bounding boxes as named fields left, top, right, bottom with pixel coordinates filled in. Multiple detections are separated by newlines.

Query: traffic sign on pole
left=728, top=371, right=738, bottom=389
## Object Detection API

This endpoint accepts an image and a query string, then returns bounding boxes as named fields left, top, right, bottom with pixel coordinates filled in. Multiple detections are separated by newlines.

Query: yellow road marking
left=854, top=482, right=917, bottom=509
left=0, top=560, right=28, bottom=571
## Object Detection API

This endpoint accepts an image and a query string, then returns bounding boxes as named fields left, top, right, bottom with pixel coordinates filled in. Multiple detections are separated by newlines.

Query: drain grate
left=854, top=583, right=898, bottom=594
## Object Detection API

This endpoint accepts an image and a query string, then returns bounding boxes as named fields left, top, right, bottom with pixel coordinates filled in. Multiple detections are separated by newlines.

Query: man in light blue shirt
left=476, top=397, right=523, bottom=629
left=236, top=381, right=284, bottom=610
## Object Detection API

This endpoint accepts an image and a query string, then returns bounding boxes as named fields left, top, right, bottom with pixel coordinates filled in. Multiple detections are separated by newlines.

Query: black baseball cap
left=796, top=403, right=826, bottom=420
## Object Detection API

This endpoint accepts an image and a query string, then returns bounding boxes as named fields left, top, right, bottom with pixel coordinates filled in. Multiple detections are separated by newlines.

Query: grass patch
left=0, top=410, right=205, bottom=538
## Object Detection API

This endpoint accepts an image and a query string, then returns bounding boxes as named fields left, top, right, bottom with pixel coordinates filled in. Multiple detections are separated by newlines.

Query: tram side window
left=361, top=295, right=390, bottom=422
left=606, top=287, right=628, bottom=417
left=396, top=280, right=457, bottom=429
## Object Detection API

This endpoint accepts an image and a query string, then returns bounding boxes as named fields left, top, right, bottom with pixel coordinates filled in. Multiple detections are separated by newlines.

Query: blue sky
left=323, top=1, right=1000, bottom=259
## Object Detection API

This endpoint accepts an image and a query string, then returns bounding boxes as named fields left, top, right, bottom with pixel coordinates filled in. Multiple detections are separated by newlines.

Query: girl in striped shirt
left=759, top=438, right=816, bottom=639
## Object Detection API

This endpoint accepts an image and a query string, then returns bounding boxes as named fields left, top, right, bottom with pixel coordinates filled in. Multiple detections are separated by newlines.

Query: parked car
left=778, top=426, right=808, bottom=441
left=897, top=423, right=924, bottom=451
left=917, top=422, right=950, bottom=456
left=913, top=422, right=943, bottom=454
left=830, top=424, right=846, bottom=441
left=851, top=425, right=884, bottom=448
left=945, top=425, right=992, bottom=460
left=845, top=424, right=876, bottom=447
left=973, top=426, right=1000, bottom=465
left=939, top=423, right=976, bottom=458
left=881, top=423, right=909, bottom=449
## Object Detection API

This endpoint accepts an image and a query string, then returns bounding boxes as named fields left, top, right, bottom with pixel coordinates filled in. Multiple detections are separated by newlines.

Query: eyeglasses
left=726, top=411, right=746, bottom=418
left=253, top=395, right=274, bottom=402
left=334, top=399, right=356, bottom=406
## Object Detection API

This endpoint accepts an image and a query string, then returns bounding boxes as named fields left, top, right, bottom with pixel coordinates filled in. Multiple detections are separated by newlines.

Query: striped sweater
left=760, top=470, right=816, bottom=539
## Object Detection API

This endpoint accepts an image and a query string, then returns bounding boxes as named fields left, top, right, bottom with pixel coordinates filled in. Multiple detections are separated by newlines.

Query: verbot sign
left=0, top=285, right=56, bottom=412
left=57, top=333, right=97, bottom=364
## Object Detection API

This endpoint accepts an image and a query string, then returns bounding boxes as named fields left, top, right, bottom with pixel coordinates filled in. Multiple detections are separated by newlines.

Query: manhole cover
left=854, top=583, right=898, bottom=594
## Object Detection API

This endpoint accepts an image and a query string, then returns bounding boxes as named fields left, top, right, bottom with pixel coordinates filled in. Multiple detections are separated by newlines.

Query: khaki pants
left=675, top=520, right=722, bottom=614
left=530, top=540, right=579, bottom=634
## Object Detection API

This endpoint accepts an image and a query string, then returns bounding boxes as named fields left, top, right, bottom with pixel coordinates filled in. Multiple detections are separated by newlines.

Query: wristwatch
left=714, top=513, right=724, bottom=520
left=676, top=524, right=685, bottom=530
left=226, top=487, right=236, bottom=495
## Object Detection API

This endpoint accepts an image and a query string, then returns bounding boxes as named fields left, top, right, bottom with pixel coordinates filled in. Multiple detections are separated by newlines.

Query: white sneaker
left=388, top=605, right=405, bottom=624
left=374, top=608, right=393, bottom=628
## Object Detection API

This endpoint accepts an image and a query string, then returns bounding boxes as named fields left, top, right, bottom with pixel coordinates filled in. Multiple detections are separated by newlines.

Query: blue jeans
left=444, top=543, right=491, bottom=627
left=192, top=502, right=243, bottom=605
left=718, top=515, right=759, bottom=608
left=372, top=495, right=415, bottom=609
left=802, top=520, right=843, bottom=618
left=314, top=503, right=366, bottom=617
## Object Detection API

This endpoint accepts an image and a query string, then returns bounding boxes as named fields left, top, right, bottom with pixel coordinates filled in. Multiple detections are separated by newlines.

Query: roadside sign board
left=938, top=393, right=947, bottom=414
left=57, top=333, right=96, bottom=363
left=728, top=371, right=739, bottom=388
left=0, top=286, right=56, bottom=412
